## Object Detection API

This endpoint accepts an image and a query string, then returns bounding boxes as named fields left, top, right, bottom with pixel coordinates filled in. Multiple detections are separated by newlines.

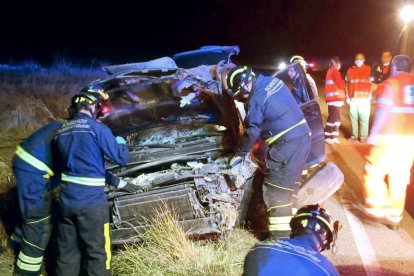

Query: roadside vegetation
left=0, top=60, right=105, bottom=274
left=0, top=61, right=258, bottom=275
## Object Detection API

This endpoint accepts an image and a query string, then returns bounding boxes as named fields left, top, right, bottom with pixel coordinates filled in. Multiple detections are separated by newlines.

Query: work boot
left=385, top=214, right=402, bottom=231
left=360, top=137, right=368, bottom=143
left=385, top=222, right=400, bottom=230
left=347, top=136, right=358, bottom=142
left=325, top=138, right=334, bottom=144
left=332, top=138, right=340, bottom=144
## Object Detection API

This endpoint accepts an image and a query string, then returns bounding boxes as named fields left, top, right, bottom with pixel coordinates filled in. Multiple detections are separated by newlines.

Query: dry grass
left=112, top=207, right=257, bottom=276
left=0, top=248, right=14, bottom=275
left=0, top=62, right=105, bottom=137
left=0, top=156, right=15, bottom=275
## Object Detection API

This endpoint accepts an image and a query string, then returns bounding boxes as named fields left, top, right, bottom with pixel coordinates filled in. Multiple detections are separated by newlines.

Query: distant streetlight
left=399, top=4, right=414, bottom=24
left=399, top=4, right=414, bottom=55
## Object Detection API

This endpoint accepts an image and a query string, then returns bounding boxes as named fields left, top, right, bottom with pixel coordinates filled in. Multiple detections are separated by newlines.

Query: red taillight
left=98, top=101, right=111, bottom=118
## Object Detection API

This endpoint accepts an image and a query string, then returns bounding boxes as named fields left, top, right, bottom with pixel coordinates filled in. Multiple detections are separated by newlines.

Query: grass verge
left=112, top=208, right=257, bottom=276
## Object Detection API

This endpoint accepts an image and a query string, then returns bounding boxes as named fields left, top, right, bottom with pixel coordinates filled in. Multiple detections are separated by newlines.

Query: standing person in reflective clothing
left=371, top=50, right=393, bottom=84
left=226, top=66, right=311, bottom=239
left=12, top=119, right=63, bottom=275
left=346, top=53, right=372, bottom=142
left=324, top=56, right=346, bottom=144
left=54, top=87, right=129, bottom=276
left=244, top=204, right=341, bottom=276
left=363, top=55, right=414, bottom=230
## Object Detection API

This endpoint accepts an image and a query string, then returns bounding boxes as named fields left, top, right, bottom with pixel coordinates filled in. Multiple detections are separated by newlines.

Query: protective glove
left=116, top=136, right=127, bottom=145
left=229, top=154, right=245, bottom=168
left=117, top=179, right=141, bottom=193
left=179, top=92, right=196, bottom=108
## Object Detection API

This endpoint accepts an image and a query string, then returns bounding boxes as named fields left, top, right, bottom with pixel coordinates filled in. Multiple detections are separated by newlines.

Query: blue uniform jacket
left=244, top=237, right=339, bottom=276
left=13, top=120, right=63, bottom=210
left=55, top=113, right=129, bottom=207
left=13, top=120, right=63, bottom=175
left=239, top=75, right=310, bottom=154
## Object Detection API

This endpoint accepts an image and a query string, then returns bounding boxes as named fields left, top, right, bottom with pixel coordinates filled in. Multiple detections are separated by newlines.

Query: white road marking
left=337, top=190, right=382, bottom=276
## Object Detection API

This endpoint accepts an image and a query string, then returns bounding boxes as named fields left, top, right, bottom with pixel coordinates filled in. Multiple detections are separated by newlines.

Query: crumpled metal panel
left=109, top=154, right=258, bottom=243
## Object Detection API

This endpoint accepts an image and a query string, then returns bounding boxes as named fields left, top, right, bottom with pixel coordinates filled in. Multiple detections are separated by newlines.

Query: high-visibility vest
left=376, top=71, right=414, bottom=135
left=325, top=68, right=346, bottom=102
left=346, top=64, right=372, bottom=99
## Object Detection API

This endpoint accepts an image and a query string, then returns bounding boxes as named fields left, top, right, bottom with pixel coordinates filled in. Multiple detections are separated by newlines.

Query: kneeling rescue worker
left=226, top=66, right=311, bottom=239
left=244, top=204, right=341, bottom=276
left=54, top=87, right=132, bottom=275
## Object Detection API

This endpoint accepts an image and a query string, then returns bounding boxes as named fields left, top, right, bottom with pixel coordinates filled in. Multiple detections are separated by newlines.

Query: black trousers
left=56, top=204, right=111, bottom=276
left=325, top=105, right=342, bottom=139
left=263, top=134, right=311, bottom=239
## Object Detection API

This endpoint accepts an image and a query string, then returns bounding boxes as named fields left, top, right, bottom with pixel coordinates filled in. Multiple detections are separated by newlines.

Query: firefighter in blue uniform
left=54, top=87, right=135, bottom=276
left=227, top=66, right=311, bottom=239
left=244, top=204, right=341, bottom=276
left=12, top=119, right=63, bottom=275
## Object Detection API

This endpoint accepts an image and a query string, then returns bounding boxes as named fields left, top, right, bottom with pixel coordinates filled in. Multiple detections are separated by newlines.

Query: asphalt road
left=317, top=94, right=414, bottom=276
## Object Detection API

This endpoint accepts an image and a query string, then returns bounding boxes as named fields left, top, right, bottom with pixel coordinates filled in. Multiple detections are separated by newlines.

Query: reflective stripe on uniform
left=27, top=215, right=51, bottom=225
left=364, top=207, right=387, bottom=218
left=386, top=215, right=403, bottom=223
left=390, top=107, right=414, bottom=113
left=365, top=197, right=391, bottom=207
left=325, top=80, right=335, bottom=85
left=104, top=223, right=111, bottom=270
left=17, top=259, right=41, bottom=272
left=264, top=181, right=293, bottom=191
left=265, top=119, right=307, bottom=145
left=269, top=216, right=292, bottom=224
left=15, top=146, right=54, bottom=176
left=23, top=237, right=45, bottom=251
left=268, top=203, right=292, bottom=212
left=325, top=92, right=342, bottom=97
left=377, top=98, right=393, bottom=106
left=62, top=173, right=105, bottom=186
left=268, top=223, right=291, bottom=231
left=18, top=251, right=43, bottom=265
left=349, top=79, right=370, bottom=83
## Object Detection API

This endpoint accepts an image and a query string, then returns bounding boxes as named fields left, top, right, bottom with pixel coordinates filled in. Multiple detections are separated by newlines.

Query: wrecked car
left=89, top=46, right=343, bottom=244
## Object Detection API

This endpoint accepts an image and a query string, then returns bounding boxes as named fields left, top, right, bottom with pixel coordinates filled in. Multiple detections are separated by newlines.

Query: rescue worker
left=244, top=204, right=341, bottom=276
left=289, top=55, right=318, bottom=99
left=363, top=55, right=414, bottom=230
left=324, top=56, right=346, bottom=144
left=372, top=50, right=393, bottom=84
left=287, top=65, right=306, bottom=104
left=346, top=53, right=372, bottom=143
left=54, top=87, right=135, bottom=275
left=226, top=66, right=311, bottom=239
left=12, top=119, right=63, bottom=275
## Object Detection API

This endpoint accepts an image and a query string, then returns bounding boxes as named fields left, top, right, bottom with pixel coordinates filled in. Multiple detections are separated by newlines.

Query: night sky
left=0, top=0, right=407, bottom=66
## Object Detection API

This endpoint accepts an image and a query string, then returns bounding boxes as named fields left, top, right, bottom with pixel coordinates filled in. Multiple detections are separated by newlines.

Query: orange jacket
left=325, top=68, right=346, bottom=102
left=346, top=64, right=371, bottom=99
left=376, top=71, right=414, bottom=135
